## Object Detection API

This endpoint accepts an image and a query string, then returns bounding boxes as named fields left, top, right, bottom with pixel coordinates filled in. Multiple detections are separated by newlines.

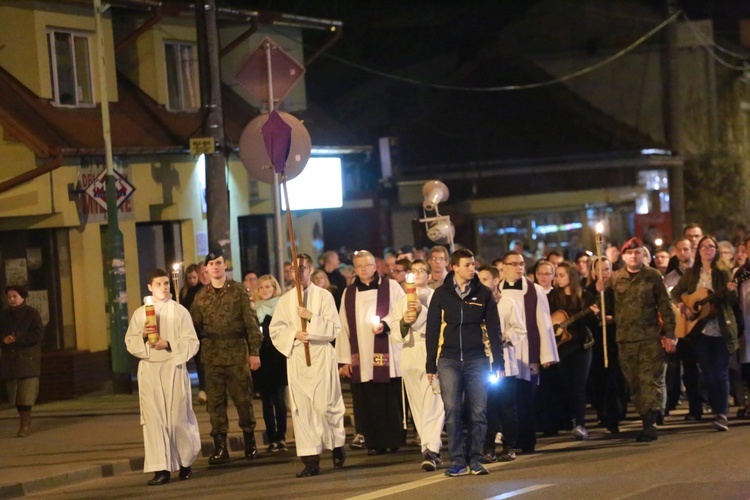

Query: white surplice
left=269, top=284, right=346, bottom=456
left=125, top=298, right=201, bottom=473
left=389, top=288, right=445, bottom=455
left=498, top=279, right=559, bottom=382
left=336, top=278, right=406, bottom=380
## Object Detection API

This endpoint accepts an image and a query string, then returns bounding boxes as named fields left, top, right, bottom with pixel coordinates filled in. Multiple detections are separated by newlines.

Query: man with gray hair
left=337, top=250, right=406, bottom=455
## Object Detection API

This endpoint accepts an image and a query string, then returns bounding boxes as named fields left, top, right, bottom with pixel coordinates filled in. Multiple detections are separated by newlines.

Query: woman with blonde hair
left=252, top=275, right=288, bottom=452
left=311, top=269, right=333, bottom=293
left=718, top=241, right=736, bottom=272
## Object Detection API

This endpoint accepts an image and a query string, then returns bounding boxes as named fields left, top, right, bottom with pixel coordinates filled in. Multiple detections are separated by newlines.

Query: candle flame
left=172, top=262, right=181, bottom=271
left=405, top=272, right=415, bottom=284
left=371, top=315, right=381, bottom=326
left=595, top=221, right=604, bottom=234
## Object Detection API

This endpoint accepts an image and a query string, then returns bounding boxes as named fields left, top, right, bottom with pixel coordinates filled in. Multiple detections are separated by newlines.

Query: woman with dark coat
left=253, top=275, right=288, bottom=452
left=0, top=285, right=45, bottom=437
left=671, top=235, right=738, bottom=432
left=547, top=262, right=594, bottom=440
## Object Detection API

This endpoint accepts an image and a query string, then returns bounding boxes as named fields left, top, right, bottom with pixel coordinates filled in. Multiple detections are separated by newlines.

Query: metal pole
left=94, top=0, right=130, bottom=394
left=197, top=0, right=232, bottom=275
left=662, top=0, right=686, bottom=237
left=265, top=42, right=286, bottom=284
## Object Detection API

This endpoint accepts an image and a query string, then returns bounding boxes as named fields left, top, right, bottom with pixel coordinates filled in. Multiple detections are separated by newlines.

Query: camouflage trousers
left=205, top=363, right=256, bottom=436
left=618, top=340, right=666, bottom=416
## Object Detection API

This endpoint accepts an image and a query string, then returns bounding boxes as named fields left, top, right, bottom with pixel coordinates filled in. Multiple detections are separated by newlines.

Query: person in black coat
left=0, top=285, right=44, bottom=437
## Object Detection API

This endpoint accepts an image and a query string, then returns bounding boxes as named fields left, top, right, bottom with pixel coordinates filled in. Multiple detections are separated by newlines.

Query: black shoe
left=277, top=440, right=288, bottom=452
left=333, top=446, right=346, bottom=468
left=480, top=452, right=497, bottom=464
left=684, top=414, right=702, bottom=422
left=497, top=446, right=516, bottom=462
left=367, top=448, right=387, bottom=456
left=244, top=431, right=258, bottom=459
left=296, top=464, right=320, bottom=477
left=208, top=434, right=229, bottom=465
left=606, top=423, right=620, bottom=434
left=179, top=466, right=192, bottom=480
left=147, top=471, right=170, bottom=486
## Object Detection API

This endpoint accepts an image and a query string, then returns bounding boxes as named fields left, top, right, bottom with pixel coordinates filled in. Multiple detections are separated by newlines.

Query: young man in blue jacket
left=426, top=247, right=504, bottom=476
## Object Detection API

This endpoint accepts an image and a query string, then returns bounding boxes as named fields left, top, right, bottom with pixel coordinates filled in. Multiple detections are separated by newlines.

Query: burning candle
left=371, top=315, right=380, bottom=327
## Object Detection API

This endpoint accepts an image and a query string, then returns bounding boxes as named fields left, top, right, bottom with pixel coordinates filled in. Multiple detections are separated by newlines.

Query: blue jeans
left=693, top=334, right=730, bottom=416
left=438, top=357, right=489, bottom=467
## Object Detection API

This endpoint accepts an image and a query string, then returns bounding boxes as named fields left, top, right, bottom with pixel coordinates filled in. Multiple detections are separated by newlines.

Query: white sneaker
left=350, top=434, right=366, bottom=449
left=198, top=390, right=207, bottom=404
left=572, top=425, right=588, bottom=440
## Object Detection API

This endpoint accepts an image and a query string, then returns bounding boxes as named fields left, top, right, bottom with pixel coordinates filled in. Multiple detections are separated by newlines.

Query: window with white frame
left=47, top=30, right=94, bottom=107
left=165, top=42, right=199, bottom=111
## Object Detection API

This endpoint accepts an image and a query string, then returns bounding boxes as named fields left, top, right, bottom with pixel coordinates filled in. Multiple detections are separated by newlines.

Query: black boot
left=636, top=411, right=658, bottom=442
left=179, top=466, right=192, bottom=480
left=244, top=431, right=257, bottom=459
left=209, top=434, right=230, bottom=465
left=297, top=456, right=320, bottom=477
left=333, top=446, right=346, bottom=468
left=147, top=470, right=170, bottom=486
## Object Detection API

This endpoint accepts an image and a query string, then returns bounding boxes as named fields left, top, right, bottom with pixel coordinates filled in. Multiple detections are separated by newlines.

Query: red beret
left=621, top=237, right=644, bottom=254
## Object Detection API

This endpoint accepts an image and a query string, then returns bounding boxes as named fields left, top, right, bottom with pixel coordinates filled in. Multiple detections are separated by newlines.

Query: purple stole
left=523, top=278, right=541, bottom=364
left=345, top=276, right=391, bottom=384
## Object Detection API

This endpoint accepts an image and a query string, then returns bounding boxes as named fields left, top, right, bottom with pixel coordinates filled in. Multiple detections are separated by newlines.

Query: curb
left=0, top=457, right=144, bottom=499
left=0, top=430, right=274, bottom=499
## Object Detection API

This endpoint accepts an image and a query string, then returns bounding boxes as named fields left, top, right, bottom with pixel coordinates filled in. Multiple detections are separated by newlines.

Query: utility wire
left=679, top=12, right=749, bottom=71
left=680, top=11, right=750, bottom=60
left=271, top=9, right=682, bottom=92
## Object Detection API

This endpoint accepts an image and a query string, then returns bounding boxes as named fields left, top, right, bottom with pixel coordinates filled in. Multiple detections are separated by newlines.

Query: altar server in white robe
left=270, top=253, right=347, bottom=478
left=125, top=269, right=201, bottom=486
left=337, top=250, right=406, bottom=454
left=390, top=259, right=445, bottom=471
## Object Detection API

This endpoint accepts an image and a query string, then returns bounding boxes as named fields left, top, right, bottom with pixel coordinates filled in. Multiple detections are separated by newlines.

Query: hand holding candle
left=143, top=296, right=160, bottom=344
left=371, top=315, right=383, bottom=334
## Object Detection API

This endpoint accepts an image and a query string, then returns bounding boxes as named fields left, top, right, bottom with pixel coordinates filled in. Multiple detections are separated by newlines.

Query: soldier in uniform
left=606, top=237, right=677, bottom=442
left=190, top=247, right=262, bottom=464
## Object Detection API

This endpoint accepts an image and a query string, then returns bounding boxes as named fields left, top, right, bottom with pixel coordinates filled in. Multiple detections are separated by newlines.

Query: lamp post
left=595, top=221, right=608, bottom=368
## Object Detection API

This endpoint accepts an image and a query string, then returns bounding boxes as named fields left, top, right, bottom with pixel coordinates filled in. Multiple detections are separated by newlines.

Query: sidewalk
left=0, top=383, right=347, bottom=499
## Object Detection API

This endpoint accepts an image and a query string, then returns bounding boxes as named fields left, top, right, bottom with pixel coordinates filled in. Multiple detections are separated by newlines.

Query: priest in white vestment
left=125, top=269, right=201, bottom=486
left=337, top=250, right=406, bottom=454
left=497, top=251, right=558, bottom=454
left=270, top=253, right=346, bottom=478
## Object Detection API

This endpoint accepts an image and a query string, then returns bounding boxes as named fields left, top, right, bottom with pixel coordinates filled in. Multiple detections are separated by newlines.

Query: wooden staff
left=595, top=223, right=608, bottom=368
left=281, top=174, right=311, bottom=366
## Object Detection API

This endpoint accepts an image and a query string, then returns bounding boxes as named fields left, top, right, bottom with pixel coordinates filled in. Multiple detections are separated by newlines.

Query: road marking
left=345, top=474, right=449, bottom=500
left=484, top=484, right=555, bottom=499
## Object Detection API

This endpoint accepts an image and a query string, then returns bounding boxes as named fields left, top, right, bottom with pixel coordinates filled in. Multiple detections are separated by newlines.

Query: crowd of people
left=99, top=220, right=750, bottom=484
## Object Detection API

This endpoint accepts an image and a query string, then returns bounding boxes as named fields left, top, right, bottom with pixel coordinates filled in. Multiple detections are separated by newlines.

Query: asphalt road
left=29, top=416, right=750, bottom=500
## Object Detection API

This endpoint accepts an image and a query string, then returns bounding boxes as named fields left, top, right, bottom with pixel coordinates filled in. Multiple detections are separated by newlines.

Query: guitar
left=551, top=308, right=595, bottom=347
left=674, top=267, right=750, bottom=338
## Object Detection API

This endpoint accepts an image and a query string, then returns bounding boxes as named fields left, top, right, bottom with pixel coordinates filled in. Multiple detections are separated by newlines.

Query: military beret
left=621, top=237, right=644, bottom=254
left=204, top=246, right=224, bottom=265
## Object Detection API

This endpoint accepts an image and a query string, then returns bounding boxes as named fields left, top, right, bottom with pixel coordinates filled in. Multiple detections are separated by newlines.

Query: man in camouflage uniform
left=608, top=237, right=677, bottom=442
left=191, top=247, right=262, bottom=464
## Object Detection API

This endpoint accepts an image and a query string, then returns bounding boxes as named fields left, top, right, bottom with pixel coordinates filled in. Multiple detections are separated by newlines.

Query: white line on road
left=484, top=484, right=555, bottom=499
left=345, top=474, right=449, bottom=500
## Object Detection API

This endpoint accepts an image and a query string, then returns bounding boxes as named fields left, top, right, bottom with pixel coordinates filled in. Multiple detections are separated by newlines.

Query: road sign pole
left=95, top=0, right=130, bottom=394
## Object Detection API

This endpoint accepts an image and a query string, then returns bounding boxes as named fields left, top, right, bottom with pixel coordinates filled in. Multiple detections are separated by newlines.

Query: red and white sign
left=84, top=168, right=135, bottom=211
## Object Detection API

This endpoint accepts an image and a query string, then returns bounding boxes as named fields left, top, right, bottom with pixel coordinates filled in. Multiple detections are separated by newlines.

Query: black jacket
left=425, top=271, right=503, bottom=373
left=0, top=304, right=45, bottom=380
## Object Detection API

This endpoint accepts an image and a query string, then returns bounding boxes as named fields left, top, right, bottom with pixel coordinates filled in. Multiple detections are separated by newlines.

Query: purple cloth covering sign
left=261, top=110, right=292, bottom=174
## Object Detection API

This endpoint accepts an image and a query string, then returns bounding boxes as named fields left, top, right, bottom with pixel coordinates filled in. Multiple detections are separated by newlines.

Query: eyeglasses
left=430, top=256, right=446, bottom=262
left=504, top=261, right=525, bottom=267
left=412, top=268, right=429, bottom=274
left=296, top=265, right=311, bottom=271
left=354, top=263, right=375, bottom=270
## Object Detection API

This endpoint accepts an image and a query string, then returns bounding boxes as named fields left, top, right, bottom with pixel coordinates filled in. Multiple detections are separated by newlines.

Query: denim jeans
left=693, top=333, right=730, bottom=416
left=438, top=356, right=489, bottom=467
